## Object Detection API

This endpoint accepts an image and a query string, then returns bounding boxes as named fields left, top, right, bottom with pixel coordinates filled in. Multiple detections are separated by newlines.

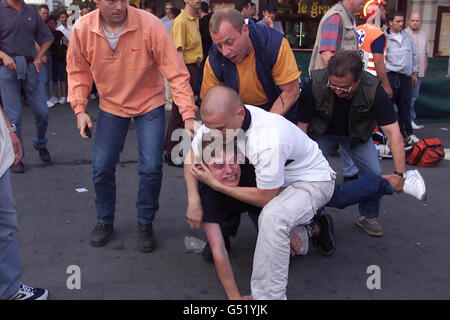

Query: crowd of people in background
left=0, top=0, right=431, bottom=300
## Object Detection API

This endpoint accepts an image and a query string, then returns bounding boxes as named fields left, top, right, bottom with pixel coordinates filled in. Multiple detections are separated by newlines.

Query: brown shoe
left=90, top=222, right=114, bottom=247
left=137, top=222, right=156, bottom=253
left=355, top=216, right=383, bottom=237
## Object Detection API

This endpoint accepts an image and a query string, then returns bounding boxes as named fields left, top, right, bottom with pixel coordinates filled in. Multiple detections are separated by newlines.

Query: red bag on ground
left=406, top=138, right=445, bottom=167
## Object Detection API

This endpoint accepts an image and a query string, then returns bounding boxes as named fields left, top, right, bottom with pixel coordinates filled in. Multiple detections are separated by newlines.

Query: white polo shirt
left=0, top=112, right=15, bottom=177
left=192, top=105, right=334, bottom=189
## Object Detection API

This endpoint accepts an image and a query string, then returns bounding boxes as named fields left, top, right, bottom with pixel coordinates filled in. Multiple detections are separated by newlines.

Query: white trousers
left=251, top=178, right=335, bottom=300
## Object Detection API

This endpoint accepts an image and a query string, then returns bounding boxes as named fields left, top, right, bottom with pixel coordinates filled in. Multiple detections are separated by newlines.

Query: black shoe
left=137, top=222, right=156, bottom=253
left=316, top=214, right=335, bottom=256
left=11, top=161, right=25, bottom=173
left=90, top=222, right=113, bottom=247
left=38, top=147, right=51, bottom=163
left=201, top=235, right=231, bottom=262
left=164, top=153, right=184, bottom=168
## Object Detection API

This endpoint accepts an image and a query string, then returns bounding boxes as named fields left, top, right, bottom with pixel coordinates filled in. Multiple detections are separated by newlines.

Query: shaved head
left=200, top=86, right=246, bottom=138
left=201, top=85, right=243, bottom=119
left=409, top=12, right=421, bottom=31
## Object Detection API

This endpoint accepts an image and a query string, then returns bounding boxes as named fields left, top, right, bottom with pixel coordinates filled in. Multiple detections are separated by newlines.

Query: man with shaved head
left=406, top=12, right=428, bottom=129
left=185, top=85, right=336, bottom=299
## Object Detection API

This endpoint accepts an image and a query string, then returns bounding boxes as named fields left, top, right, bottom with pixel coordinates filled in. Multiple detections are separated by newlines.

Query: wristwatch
left=394, top=170, right=405, bottom=179
left=7, top=124, right=16, bottom=133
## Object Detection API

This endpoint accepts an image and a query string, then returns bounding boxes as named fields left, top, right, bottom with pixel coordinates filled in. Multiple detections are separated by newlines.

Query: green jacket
left=309, top=68, right=380, bottom=147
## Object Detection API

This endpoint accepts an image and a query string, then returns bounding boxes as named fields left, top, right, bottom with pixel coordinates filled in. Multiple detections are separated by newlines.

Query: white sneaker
left=290, top=225, right=309, bottom=255
left=58, top=96, right=67, bottom=104
left=49, top=96, right=58, bottom=104
left=9, top=283, right=48, bottom=300
left=405, top=134, right=420, bottom=146
left=403, top=169, right=427, bottom=201
left=411, top=121, right=424, bottom=129
left=376, top=144, right=392, bottom=158
left=47, top=99, right=55, bottom=108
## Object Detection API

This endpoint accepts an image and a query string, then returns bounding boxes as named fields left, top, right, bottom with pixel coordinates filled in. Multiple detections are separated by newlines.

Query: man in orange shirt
left=66, top=0, right=197, bottom=252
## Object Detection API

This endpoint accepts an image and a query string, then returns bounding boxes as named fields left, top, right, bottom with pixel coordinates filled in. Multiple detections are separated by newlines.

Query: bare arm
left=269, top=79, right=300, bottom=115
left=380, top=121, right=406, bottom=192
left=0, top=50, right=17, bottom=72
left=373, top=53, right=393, bottom=99
left=319, top=50, right=334, bottom=67
left=191, top=163, right=279, bottom=208
left=33, top=39, right=53, bottom=72
left=184, top=149, right=203, bottom=229
left=203, top=222, right=251, bottom=300
left=0, top=104, right=22, bottom=164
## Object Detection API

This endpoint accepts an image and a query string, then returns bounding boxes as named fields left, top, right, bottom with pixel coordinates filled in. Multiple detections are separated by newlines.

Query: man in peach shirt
left=66, top=0, right=197, bottom=253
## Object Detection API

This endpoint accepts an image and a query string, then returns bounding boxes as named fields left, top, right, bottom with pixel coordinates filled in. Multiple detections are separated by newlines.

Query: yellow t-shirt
left=171, top=9, right=203, bottom=64
left=201, top=38, right=301, bottom=105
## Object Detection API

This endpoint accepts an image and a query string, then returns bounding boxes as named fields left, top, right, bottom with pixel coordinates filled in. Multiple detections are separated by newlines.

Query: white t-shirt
left=390, top=31, right=402, bottom=44
left=0, top=112, right=15, bottom=177
left=192, top=105, right=334, bottom=189
left=56, top=24, right=72, bottom=41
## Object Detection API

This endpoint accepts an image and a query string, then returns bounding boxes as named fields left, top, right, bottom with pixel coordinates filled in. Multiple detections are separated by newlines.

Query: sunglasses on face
left=327, top=79, right=354, bottom=93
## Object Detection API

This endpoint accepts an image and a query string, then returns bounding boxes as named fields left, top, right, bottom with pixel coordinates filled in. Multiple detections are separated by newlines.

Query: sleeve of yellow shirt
left=272, top=38, right=301, bottom=86
left=171, top=18, right=185, bottom=51
left=200, top=56, right=224, bottom=99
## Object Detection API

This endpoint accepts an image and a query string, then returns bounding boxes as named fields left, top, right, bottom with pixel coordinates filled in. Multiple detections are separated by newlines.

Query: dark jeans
left=317, top=135, right=382, bottom=218
left=164, top=63, right=199, bottom=158
left=327, top=175, right=394, bottom=209
left=93, top=107, right=165, bottom=225
left=0, top=65, right=49, bottom=152
left=388, top=71, right=413, bottom=137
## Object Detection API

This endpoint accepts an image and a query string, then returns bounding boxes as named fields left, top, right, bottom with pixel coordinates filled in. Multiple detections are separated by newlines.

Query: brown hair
left=210, top=8, right=245, bottom=34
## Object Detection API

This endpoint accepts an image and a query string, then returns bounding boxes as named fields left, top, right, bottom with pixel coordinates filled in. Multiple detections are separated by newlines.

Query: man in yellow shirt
left=165, top=0, right=203, bottom=167
left=201, top=8, right=301, bottom=122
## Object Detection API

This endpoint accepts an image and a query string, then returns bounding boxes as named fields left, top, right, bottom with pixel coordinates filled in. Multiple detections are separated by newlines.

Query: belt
left=0, top=55, right=33, bottom=66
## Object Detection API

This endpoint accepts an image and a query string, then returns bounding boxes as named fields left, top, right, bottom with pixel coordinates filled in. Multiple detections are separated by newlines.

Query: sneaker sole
left=355, top=221, right=383, bottom=237
left=318, top=214, right=335, bottom=257
left=36, top=290, right=49, bottom=300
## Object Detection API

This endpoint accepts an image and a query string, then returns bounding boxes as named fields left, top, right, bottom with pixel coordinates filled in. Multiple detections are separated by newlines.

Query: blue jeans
left=0, top=170, right=21, bottom=299
left=0, top=65, right=49, bottom=152
left=328, top=175, right=394, bottom=209
left=410, top=77, right=422, bottom=121
left=93, top=107, right=165, bottom=225
left=340, top=146, right=359, bottom=177
left=44, top=53, right=52, bottom=99
left=316, top=134, right=382, bottom=218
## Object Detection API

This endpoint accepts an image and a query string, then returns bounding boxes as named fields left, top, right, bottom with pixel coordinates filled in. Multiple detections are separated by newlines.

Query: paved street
left=9, top=99, right=450, bottom=300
